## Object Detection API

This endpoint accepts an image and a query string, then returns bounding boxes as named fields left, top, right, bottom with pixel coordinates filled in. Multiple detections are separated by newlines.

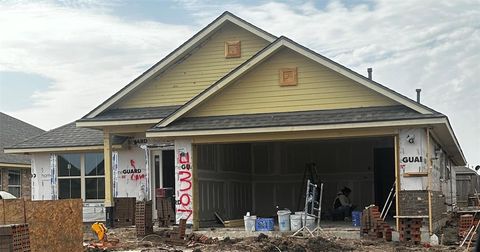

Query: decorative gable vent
left=225, top=41, right=241, bottom=58
left=279, top=68, right=298, bottom=86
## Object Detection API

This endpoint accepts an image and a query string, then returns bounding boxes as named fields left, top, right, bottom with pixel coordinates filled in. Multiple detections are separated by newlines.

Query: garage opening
left=196, top=136, right=395, bottom=227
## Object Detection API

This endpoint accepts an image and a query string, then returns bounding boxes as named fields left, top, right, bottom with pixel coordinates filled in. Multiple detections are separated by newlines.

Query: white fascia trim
left=147, top=117, right=447, bottom=138
left=86, top=15, right=276, bottom=119
left=0, top=163, right=30, bottom=168
left=4, top=145, right=123, bottom=154
left=158, top=41, right=285, bottom=127
left=443, top=119, right=466, bottom=164
left=76, top=119, right=161, bottom=127
left=282, top=40, right=432, bottom=115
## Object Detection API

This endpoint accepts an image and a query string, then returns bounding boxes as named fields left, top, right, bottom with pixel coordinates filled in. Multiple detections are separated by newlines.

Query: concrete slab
left=193, top=226, right=361, bottom=240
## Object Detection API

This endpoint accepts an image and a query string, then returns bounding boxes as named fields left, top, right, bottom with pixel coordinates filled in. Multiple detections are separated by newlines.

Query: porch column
left=104, top=129, right=114, bottom=227
left=394, top=134, right=400, bottom=231
left=192, top=144, right=199, bottom=230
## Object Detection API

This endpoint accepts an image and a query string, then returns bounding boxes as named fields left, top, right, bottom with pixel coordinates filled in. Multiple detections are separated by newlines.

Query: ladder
left=292, top=179, right=325, bottom=237
left=297, top=162, right=320, bottom=210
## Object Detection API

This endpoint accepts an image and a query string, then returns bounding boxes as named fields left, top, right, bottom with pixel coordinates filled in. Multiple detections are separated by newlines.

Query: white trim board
left=4, top=145, right=123, bottom=154
left=157, top=37, right=434, bottom=128
left=76, top=119, right=161, bottom=127
left=147, top=118, right=447, bottom=138
left=84, top=12, right=276, bottom=119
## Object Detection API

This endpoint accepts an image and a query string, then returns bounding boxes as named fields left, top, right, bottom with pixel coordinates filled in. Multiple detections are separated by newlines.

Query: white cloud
left=0, top=1, right=193, bottom=127
left=1, top=0, right=479, bottom=165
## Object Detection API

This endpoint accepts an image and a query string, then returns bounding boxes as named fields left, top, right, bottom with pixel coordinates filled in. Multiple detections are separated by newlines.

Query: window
left=57, top=153, right=105, bottom=201
left=8, top=170, right=21, bottom=197
left=85, top=153, right=105, bottom=200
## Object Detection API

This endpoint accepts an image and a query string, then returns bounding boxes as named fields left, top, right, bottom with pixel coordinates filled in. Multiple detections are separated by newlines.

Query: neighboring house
left=454, top=166, right=478, bottom=208
left=5, top=12, right=465, bottom=233
left=0, top=112, right=44, bottom=198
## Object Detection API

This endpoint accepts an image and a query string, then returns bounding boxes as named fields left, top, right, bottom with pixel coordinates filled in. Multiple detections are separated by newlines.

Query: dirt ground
left=84, top=227, right=468, bottom=252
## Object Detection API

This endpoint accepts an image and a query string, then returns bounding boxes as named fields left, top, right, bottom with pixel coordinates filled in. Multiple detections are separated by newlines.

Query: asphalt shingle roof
left=0, top=113, right=45, bottom=164
left=149, top=105, right=445, bottom=132
left=79, top=105, right=181, bottom=122
left=7, top=122, right=126, bottom=150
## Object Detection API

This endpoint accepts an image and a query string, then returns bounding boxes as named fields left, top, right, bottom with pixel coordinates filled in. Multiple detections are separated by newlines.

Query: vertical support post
left=192, top=144, right=199, bottom=230
left=394, top=135, right=400, bottom=231
left=427, top=128, right=433, bottom=234
left=103, top=129, right=114, bottom=227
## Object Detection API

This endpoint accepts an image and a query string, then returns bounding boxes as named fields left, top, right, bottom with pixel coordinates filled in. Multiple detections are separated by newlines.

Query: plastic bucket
left=298, top=212, right=316, bottom=230
left=244, top=215, right=257, bottom=232
left=290, top=214, right=302, bottom=231
left=277, top=210, right=291, bottom=232
left=352, top=211, right=362, bottom=227
left=256, top=218, right=274, bottom=231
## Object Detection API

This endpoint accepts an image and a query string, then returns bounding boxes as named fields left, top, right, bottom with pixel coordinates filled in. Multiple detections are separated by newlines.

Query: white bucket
left=290, top=214, right=302, bottom=231
left=244, top=215, right=257, bottom=232
left=277, top=210, right=291, bottom=232
left=298, top=212, right=316, bottom=230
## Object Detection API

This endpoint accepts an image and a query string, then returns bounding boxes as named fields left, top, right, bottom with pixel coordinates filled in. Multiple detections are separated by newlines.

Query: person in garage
left=332, top=186, right=355, bottom=221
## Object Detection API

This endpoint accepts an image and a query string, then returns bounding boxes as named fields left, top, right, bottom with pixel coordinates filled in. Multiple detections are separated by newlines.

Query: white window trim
left=57, top=153, right=105, bottom=202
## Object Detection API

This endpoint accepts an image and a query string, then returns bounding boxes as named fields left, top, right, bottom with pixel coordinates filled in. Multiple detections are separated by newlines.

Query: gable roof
left=155, top=36, right=437, bottom=128
left=4, top=122, right=126, bottom=154
left=0, top=112, right=45, bottom=165
left=82, top=11, right=276, bottom=120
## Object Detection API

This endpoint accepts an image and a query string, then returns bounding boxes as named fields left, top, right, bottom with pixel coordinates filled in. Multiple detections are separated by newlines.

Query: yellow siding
left=188, top=48, right=399, bottom=117
left=117, top=22, right=269, bottom=108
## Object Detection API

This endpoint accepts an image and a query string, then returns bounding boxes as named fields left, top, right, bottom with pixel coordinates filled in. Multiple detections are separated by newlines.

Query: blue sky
left=0, top=0, right=479, bottom=166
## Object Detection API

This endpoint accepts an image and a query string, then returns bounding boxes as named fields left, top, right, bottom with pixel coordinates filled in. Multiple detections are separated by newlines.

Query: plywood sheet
left=3, top=199, right=25, bottom=225
left=25, top=199, right=83, bottom=252
left=0, top=200, right=4, bottom=225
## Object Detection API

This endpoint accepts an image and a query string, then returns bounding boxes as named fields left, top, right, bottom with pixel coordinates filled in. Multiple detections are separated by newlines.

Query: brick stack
left=459, top=214, right=474, bottom=236
left=135, top=200, right=153, bottom=237
left=360, top=205, right=392, bottom=242
left=398, top=218, right=422, bottom=244
left=156, top=188, right=175, bottom=227
left=167, top=219, right=187, bottom=245
left=0, top=224, right=31, bottom=252
left=114, top=197, right=136, bottom=227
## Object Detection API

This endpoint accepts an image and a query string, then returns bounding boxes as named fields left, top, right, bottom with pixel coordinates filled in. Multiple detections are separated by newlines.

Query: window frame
left=57, top=153, right=105, bottom=202
left=7, top=169, right=21, bottom=198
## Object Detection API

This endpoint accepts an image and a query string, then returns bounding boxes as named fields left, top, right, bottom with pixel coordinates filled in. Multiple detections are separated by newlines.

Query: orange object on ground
left=91, top=222, right=108, bottom=241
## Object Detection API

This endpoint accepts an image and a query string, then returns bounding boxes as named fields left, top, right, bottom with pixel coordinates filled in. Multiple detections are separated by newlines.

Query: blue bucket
left=255, top=218, right=274, bottom=231
left=352, top=211, right=362, bottom=227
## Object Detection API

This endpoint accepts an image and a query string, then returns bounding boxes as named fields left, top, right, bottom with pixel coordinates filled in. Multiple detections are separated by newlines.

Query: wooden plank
left=403, top=172, right=428, bottom=177
left=25, top=199, right=83, bottom=252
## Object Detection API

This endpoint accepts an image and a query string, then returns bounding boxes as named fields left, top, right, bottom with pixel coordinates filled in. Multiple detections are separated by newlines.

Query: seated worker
left=332, top=187, right=355, bottom=221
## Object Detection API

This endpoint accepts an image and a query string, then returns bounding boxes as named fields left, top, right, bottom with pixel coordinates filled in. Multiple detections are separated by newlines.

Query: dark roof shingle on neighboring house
left=7, top=122, right=126, bottom=150
left=79, top=106, right=181, bottom=122
left=149, top=105, right=445, bottom=132
left=0, top=112, right=45, bottom=165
